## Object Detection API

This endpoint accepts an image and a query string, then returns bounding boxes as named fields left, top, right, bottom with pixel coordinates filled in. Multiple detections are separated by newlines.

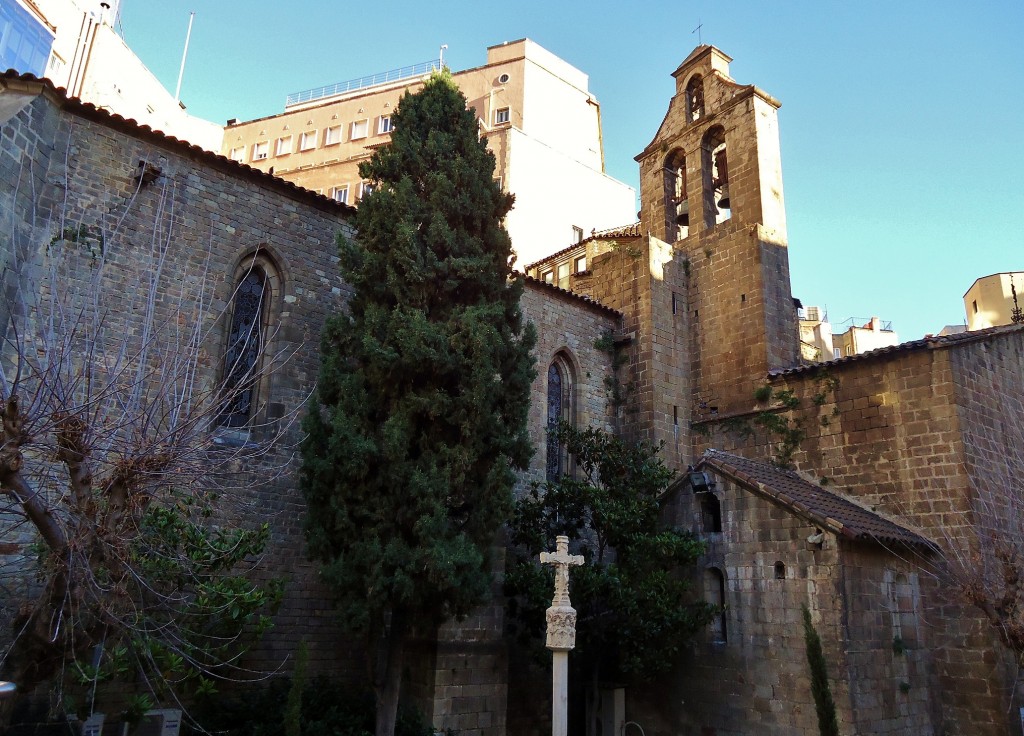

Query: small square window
left=542, top=270, right=554, bottom=284
left=228, top=146, right=245, bottom=163
left=331, top=185, right=349, bottom=204
left=351, top=119, right=369, bottom=140
left=574, top=255, right=586, bottom=273
left=324, top=125, right=342, bottom=145
left=299, top=131, right=317, bottom=150
left=252, top=141, right=269, bottom=160
left=275, top=136, right=292, bottom=156
left=378, top=115, right=393, bottom=134
left=495, top=107, right=510, bottom=125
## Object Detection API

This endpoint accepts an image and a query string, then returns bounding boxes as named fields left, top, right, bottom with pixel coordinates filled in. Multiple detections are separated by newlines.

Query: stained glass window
left=220, top=268, right=267, bottom=427
left=546, top=362, right=564, bottom=480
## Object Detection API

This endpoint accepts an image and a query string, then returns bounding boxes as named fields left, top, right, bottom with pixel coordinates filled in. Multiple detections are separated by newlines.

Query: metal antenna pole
left=174, top=11, right=195, bottom=103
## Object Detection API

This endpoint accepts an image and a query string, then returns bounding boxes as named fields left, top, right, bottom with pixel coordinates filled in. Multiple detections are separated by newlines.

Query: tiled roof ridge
left=698, top=449, right=934, bottom=549
left=770, top=322, right=1024, bottom=377
left=522, top=221, right=642, bottom=271
left=1, top=70, right=357, bottom=216
left=518, top=272, right=622, bottom=318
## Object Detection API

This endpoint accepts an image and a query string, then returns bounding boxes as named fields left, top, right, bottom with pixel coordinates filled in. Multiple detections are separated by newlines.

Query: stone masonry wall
left=946, top=330, right=1024, bottom=733
left=692, top=339, right=1014, bottom=735
left=643, top=476, right=850, bottom=736
left=0, top=89, right=360, bottom=686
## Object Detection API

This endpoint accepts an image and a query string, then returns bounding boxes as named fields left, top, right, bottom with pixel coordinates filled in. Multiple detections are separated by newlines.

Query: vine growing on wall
left=595, top=329, right=632, bottom=419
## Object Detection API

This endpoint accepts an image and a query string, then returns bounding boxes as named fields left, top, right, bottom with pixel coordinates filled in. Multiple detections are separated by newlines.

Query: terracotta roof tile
left=696, top=450, right=935, bottom=550
left=770, top=323, right=1024, bottom=377
left=523, top=222, right=641, bottom=271
left=519, top=272, right=622, bottom=318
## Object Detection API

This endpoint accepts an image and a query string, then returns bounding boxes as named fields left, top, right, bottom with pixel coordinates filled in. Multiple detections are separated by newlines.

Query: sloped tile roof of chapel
left=0, top=70, right=356, bottom=216
left=696, top=450, right=935, bottom=550
left=520, top=273, right=623, bottom=318
left=523, top=222, right=642, bottom=271
left=769, top=323, right=1024, bottom=378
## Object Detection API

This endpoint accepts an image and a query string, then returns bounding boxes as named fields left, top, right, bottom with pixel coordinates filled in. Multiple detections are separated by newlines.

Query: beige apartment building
left=832, top=315, right=899, bottom=357
left=964, top=271, right=1024, bottom=330
left=221, top=39, right=636, bottom=266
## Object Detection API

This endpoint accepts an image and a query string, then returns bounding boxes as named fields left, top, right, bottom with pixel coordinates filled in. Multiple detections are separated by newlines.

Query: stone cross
left=540, top=535, right=584, bottom=736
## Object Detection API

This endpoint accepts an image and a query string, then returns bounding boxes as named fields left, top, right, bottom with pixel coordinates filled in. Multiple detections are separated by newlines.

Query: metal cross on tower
left=692, top=20, right=704, bottom=45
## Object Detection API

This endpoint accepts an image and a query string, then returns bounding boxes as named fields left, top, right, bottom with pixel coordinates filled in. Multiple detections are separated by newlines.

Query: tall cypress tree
left=301, top=71, right=536, bottom=736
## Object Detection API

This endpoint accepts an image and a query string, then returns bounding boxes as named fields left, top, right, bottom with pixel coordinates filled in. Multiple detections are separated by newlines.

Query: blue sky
left=118, top=0, right=1023, bottom=341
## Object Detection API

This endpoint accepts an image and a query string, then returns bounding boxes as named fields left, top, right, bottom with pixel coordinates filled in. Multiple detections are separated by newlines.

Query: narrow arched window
left=663, top=149, right=688, bottom=242
left=774, top=561, right=786, bottom=580
left=686, top=75, right=705, bottom=123
left=219, top=266, right=268, bottom=427
left=705, top=567, right=727, bottom=644
left=546, top=354, right=574, bottom=480
left=700, top=492, right=722, bottom=533
left=702, top=126, right=731, bottom=227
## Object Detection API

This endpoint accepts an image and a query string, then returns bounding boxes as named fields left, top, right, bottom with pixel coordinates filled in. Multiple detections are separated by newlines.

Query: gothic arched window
left=219, top=266, right=269, bottom=427
left=546, top=354, right=575, bottom=481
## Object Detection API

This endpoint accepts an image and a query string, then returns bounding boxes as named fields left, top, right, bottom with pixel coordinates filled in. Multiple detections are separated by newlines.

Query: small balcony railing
left=286, top=59, right=441, bottom=107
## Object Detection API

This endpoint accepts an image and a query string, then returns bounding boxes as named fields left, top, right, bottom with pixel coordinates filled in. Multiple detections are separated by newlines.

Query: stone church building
left=2, top=44, right=1023, bottom=736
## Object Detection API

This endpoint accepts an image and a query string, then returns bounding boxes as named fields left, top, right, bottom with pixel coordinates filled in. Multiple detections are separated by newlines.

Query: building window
left=219, top=267, right=269, bottom=428
left=358, top=181, right=374, bottom=201
left=774, top=561, right=786, bottom=580
left=252, top=141, right=269, bottom=160
left=972, top=300, right=978, bottom=314
left=229, top=146, right=245, bottom=163
left=495, top=107, right=511, bottom=125
left=663, top=148, right=688, bottom=241
left=324, top=125, right=342, bottom=145
left=378, top=115, right=393, bottom=134
left=542, top=270, right=554, bottom=284
left=331, top=185, right=349, bottom=204
left=700, top=493, right=722, bottom=533
left=47, top=52, right=65, bottom=78
left=299, top=131, right=317, bottom=150
left=546, top=354, right=575, bottom=481
left=833, top=347, right=842, bottom=359
left=572, top=225, right=584, bottom=243
left=705, top=568, right=727, bottom=644
left=275, top=136, right=293, bottom=156
left=686, top=75, right=705, bottom=123
left=351, top=119, right=369, bottom=140
left=889, top=573, right=920, bottom=648
left=557, top=262, right=570, bottom=290
left=702, top=127, right=730, bottom=227
left=574, top=255, right=587, bottom=273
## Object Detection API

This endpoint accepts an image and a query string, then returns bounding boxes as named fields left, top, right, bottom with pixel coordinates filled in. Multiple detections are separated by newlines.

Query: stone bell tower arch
left=635, top=45, right=800, bottom=423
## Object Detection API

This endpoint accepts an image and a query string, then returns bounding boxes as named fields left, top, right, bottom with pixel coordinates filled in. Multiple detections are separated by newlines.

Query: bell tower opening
left=702, top=126, right=730, bottom=227
left=685, top=74, right=705, bottom=123
left=664, top=149, right=689, bottom=242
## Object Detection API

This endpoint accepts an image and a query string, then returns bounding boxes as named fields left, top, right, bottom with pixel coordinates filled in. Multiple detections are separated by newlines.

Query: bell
left=717, top=184, right=730, bottom=210
left=675, top=198, right=690, bottom=227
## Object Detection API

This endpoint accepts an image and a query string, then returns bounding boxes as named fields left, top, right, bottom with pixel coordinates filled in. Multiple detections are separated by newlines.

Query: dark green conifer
left=301, top=71, right=535, bottom=736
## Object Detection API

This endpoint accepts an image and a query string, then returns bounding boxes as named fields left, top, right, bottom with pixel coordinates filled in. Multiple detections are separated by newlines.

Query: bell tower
left=635, top=45, right=799, bottom=421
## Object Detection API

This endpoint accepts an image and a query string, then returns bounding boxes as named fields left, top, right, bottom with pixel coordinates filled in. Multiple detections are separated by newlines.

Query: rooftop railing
left=286, top=59, right=441, bottom=107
